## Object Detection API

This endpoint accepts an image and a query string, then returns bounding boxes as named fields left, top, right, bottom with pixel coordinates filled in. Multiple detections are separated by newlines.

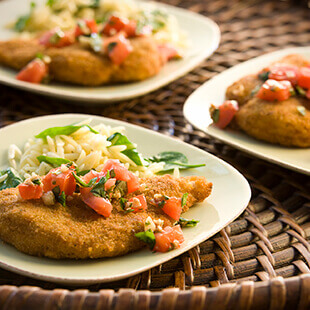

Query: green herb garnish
left=72, top=172, right=97, bottom=188
left=258, top=70, right=270, bottom=81
left=296, top=85, right=307, bottom=97
left=181, top=193, right=188, bottom=208
left=14, top=2, right=36, bottom=32
left=0, top=168, right=23, bottom=190
left=32, top=178, right=41, bottom=185
left=107, top=132, right=143, bottom=166
left=178, top=217, right=199, bottom=227
left=35, top=124, right=98, bottom=139
left=37, top=155, right=71, bottom=167
left=135, top=229, right=156, bottom=249
left=147, top=151, right=205, bottom=173
left=52, top=186, right=66, bottom=206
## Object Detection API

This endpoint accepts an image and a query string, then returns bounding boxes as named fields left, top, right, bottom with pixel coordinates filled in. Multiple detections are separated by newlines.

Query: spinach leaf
left=14, top=2, right=36, bottom=32
left=35, top=124, right=98, bottom=139
left=178, top=217, right=199, bottom=227
left=147, top=151, right=205, bottom=172
left=135, top=229, right=156, bottom=249
left=0, top=168, right=23, bottom=190
left=107, top=132, right=143, bottom=166
left=37, top=155, right=71, bottom=167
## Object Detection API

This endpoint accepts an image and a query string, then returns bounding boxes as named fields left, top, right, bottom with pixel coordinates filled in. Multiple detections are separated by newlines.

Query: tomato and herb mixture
left=210, top=59, right=310, bottom=129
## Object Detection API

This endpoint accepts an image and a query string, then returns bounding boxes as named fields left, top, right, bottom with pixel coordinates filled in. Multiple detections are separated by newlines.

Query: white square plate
left=184, top=47, right=310, bottom=176
left=0, top=0, right=220, bottom=104
left=0, top=114, right=250, bottom=284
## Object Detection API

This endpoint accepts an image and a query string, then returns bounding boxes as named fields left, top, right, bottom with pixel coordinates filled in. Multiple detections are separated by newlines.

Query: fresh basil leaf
left=135, top=229, right=156, bottom=249
left=296, top=85, right=307, bottom=97
left=107, top=132, right=143, bottom=166
left=181, top=193, right=188, bottom=208
left=114, top=180, right=128, bottom=197
left=35, top=124, right=98, bottom=139
left=37, top=155, right=71, bottom=167
left=0, top=168, right=23, bottom=190
left=14, top=2, right=36, bottom=32
left=147, top=151, right=205, bottom=173
left=258, top=71, right=270, bottom=81
left=76, top=169, right=90, bottom=176
left=90, top=172, right=111, bottom=198
left=32, top=178, right=41, bottom=185
left=52, top=186, right=66, bottom=206
left=120, top=198, right=128, bottom=210
left=178, top=217, right=199, bottom=227
left=73, top=172, right=97, bottom=188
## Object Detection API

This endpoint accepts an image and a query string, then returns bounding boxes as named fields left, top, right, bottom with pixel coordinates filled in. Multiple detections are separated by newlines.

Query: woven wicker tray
left=0, top=0, right=310, bottom=309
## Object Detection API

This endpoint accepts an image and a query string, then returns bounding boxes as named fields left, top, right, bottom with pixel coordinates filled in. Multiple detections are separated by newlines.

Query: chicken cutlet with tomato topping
left=0, top=162, right=212, bottom=259
left=212, top=54, right=310, bottom=147
left=0, top=36, right=164, bottom=86
left=225, top=54, right=310, bottom=105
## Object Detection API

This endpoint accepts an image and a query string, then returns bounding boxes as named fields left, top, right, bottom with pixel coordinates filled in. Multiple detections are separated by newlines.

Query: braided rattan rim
left=0, top=0, right=310, bottom=309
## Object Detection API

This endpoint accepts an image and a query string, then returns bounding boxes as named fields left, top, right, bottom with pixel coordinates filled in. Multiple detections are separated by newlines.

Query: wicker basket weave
left=0, top=0, right=310, bottom=309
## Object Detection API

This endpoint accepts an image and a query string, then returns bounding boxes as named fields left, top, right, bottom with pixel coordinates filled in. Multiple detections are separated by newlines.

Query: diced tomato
left=210, top=100, right=239, bottom=129
left=42, top=165, right=76, bottom=196
left=105, top=33, right=133, bottom=65
left=158, top=44, right=181, bottom=62
left=101, top=159, right=130, bottom=181
left=105, top=178, right=116, bottom=191
left=75, top=19, right=98, bottom=37
left=103, top=16, right=130, bottom=36
left=18, top=183, right=43, bottom=200
left=101, top=159, right=139, bottom=193
left=83, top=170, right=104, bottom=183
left=257, top=79, right=293, bottom=102
left=39, top=28, right=74, bottom=48
left=16, top=58, right=48, bottom=84
left=153, top=225, right=185, bottom=252
left=298, top=67, right=310, bottom=89
left=80, top=189, right=112, bottom=217
left=128, top=194, right=147, bottom=212
left=268, top=64, right=300, bottom=85
left=306, top=89, right=310, bottom=100
left=127, top=173, right=139, bottom=194
left=161, top=197, right=182, bottom=221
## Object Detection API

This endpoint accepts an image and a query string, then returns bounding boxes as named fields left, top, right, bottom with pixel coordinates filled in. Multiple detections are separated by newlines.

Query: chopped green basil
left=147, top=151, right=205, bottom=173
left=73, top=172, right=97, bottom=188
left=35, top=124, right=98, bottom=139
left=250, top=85, right=262, bottom=96
left=258, top=71, right=270, bottom=81
left=135, top=229, right=156, bottom=249
left=0, top=168, right=23, bottom=190
left=46, top=0, right=55, bottom=7
left=90, top=170, right=113, bottom=198
left=296, top=85, right=307, bottom=97
left=210, top=107, right=220, bottom=123
left=76, top=169, right=91, bottom=176
left=181, top=193, right=188, bottom=208
left=107, top=132, right=143, bottom=166
left=114, top=180, right=128, bottom=197
left=120, top=198, right=128, bottom=210
left=37, top=155, right=71, bottom=167
left=178, top=217, right=199, bottom=227
left=49, top=29, right=64, bottom=44
left=107, top=41, right=117, bottom=53
left=52, top=186, right=66, bottom=206
left=32, top=178, right=41, bottom=185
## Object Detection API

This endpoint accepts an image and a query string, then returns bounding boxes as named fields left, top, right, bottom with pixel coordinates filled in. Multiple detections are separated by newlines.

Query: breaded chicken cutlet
left=0, top=37, right=164, bottom=86
left=225, top=54, right=310, bottom=147
left=0, top=175, right=212, bottom=259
